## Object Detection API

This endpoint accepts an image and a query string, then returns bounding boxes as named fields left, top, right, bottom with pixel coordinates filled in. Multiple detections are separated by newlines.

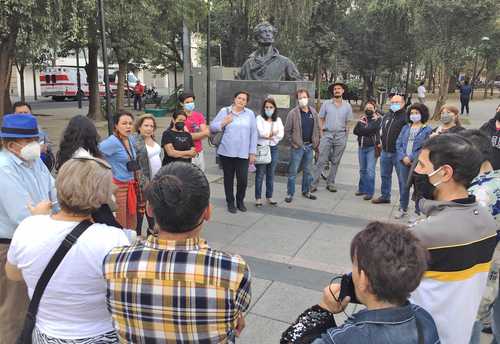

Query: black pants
left=460, top=98, right=470, bottom=114
left=220, top=155, right=249, bottom=206
left=134, top=94, right=143, bottom=110
left=136, top=212, right=155, bottom=236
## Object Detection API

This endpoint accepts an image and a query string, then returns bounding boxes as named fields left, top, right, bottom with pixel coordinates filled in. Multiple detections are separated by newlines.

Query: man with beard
left=311, top=82, right=352, bottom=193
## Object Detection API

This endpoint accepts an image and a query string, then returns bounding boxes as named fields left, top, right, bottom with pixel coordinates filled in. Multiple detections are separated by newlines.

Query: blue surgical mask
left=184, top=102, right=195, bottom=112
left=264, top=109, right=274, bottom=117
left=410, top=114, right=421, bottom=123
left=390, top=103, right=401, bottom=112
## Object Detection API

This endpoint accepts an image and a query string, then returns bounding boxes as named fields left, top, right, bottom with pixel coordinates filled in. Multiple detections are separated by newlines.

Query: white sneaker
left=394, top=209, right=408, bottom=219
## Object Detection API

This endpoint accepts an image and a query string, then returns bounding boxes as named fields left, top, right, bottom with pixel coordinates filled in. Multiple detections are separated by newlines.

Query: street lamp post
left=206, top=0, right=211, bottom=124
left=76, top=47, right=82, bottom=109
left=97, top=0, right=113, bottom=135
left=219, top=43, right=222, bottom=67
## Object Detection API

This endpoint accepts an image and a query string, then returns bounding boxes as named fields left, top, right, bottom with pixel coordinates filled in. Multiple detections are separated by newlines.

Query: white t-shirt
left=417, top=85, right=426, bottom=98
left=146, top=141, right=162, bottom=177
left=7, top=215, right=130, bottom=339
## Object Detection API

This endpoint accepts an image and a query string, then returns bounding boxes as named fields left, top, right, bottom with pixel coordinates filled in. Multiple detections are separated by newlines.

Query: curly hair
left=406, top=103, right=430, bottom=123
left=55, top=115, right=103, bottom=171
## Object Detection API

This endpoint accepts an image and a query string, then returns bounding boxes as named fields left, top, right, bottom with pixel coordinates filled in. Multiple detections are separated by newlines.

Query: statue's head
left=254, top=22, right=277, bottom=46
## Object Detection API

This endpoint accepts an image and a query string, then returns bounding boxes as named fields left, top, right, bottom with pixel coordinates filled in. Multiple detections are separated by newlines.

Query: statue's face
left=256, top=25, right=275, bottom=45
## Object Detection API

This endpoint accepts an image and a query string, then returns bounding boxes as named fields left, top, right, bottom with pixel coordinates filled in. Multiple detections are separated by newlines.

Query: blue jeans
left=255, top=145, right=279, bottom=199
left=398, top=161, right=411, bottom=211
left=287, top=144, right=314, bottom=196
left=380, top=151, right=407, bottom=209
left=357, top=146, right=376, bottom=197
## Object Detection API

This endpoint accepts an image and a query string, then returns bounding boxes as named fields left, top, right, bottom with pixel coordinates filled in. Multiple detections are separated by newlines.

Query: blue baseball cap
left=0, top=113, right=39, bottom=138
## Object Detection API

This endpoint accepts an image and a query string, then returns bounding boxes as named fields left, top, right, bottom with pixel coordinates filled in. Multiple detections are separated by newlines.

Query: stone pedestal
left=215, top=80, right=315, bottom=174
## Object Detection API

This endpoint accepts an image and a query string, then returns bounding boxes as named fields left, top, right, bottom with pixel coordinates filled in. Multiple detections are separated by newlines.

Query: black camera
left=338, top=273, right=361, bottom=304
left=126, top=160, right=140, bottom=172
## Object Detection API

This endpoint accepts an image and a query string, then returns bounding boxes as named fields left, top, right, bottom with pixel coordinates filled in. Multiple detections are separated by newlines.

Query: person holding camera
left=100, top=111, right=140, bottom=229
left=281, top=221, right=439, bottom=344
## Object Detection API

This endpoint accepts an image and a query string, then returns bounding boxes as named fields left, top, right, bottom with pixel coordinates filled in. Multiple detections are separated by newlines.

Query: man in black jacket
left=372, top=95, right=407, bottom=208
left=479, top=104, right=500, bottom=170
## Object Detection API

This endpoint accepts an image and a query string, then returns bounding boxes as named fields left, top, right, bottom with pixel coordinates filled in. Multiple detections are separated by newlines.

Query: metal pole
left=126, top=69, right=130, bottom=107
left=219, top=43, right=222, bottom=67
left=98, top=0, right=113, bottom=135
left=183, top=21, right=192, bottom=91
left=206, top=1, right=211, bottom=124
left=76, top=48, right=82, bottom=109
left=32, top=64, right=37, bottom=101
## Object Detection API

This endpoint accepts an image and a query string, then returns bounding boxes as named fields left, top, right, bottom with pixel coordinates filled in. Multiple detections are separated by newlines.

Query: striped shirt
left=410, top=196, right=496, bottom=343
left=103, top=236, right=251, bottom=343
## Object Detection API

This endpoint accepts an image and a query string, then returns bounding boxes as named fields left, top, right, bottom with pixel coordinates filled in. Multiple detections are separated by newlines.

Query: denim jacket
left=311, top=302, right=440, bottom=344
left=396, top=124, right=432, bottom=162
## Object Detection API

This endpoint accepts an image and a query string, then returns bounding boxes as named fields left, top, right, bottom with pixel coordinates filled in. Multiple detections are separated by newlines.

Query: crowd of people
left=0, top=85, right=499, bottom=344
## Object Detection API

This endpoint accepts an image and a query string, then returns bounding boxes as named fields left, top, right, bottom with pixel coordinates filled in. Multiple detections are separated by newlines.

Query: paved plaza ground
left=28, top=94, right=500, bottom=343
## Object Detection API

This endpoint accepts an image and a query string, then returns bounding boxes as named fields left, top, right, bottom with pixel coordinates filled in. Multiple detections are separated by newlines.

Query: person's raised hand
left=319, top=283, right=350, bottom=314
left=222, top=114, right=233, bottom=127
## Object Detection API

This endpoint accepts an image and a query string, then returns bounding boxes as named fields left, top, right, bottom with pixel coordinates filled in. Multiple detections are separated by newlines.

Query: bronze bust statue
left=238, top=22, right=302, bottom=81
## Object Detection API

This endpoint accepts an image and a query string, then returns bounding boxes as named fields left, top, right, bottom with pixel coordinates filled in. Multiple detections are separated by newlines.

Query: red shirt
left=134, top=84, right=144, bottom=96
left=184, top=111, right=206, bottom=153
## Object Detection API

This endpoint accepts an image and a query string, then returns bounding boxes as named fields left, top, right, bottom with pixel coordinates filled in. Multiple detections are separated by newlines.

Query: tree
left=14, top=26, right=51, bottom=102
left=61, top=0, right=105, bottom=120
left=0, top=0, right=61, bottom=115
left=105, top=0, right=157, bottom=110
left=413, top=0, right=497, bottom=117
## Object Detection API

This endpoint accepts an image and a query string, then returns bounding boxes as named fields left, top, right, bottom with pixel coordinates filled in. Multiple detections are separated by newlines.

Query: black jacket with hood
left=381, top=109, right=407, bottom=153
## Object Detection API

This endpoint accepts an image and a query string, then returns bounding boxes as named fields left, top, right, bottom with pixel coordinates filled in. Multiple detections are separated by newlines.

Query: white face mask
left=298, top=98, right=309, bottom=107
left=16, top=141, right=41, bottom=161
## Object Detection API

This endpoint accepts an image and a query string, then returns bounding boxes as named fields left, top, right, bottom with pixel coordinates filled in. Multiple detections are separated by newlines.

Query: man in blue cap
left=0, top=113, right=58, bottom=342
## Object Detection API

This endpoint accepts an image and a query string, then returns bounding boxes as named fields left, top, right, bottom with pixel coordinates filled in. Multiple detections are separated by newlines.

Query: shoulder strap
left=115, top=135, right=134, bottom=161
left=26, top=220, right=93, bottom=320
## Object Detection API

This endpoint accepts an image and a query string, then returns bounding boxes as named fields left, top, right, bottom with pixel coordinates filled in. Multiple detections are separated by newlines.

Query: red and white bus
left=40, top=67, right=139, bottom=101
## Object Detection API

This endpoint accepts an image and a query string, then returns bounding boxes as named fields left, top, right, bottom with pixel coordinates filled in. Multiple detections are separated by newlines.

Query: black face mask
left=365, top=110, right=374, bottom=117
left=175, top=122, right=185, bottom=131
left=495, top=111, right=500, bottom=122
left=413, top=169, right=442, bottom=200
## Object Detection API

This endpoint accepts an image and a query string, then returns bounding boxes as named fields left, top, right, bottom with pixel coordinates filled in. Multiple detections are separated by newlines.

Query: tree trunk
left=484, top=55, right=497, bottom=99
left=0, top=31, right=17, bottom=116
left=447, top=69, right=458, bottom=93
left=315, top=58, right=321, bottom=111
left=32, top=65, right=38, bottom=100
left=432, top=63, right=450, bottom=120
left=426, top=61, right=433, bottom=90
left=86, top=34, right=103, bottom=121
left=16, top=63, right=26, bottom=102
left=116, top=59, right=127, bottom=111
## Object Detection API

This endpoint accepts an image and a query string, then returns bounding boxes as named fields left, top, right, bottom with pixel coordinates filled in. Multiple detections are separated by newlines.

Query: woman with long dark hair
left=56, top=115, right=121, bottom=228
left=254, top=98, right=284, bottom=207
left=55, top=115, right=102, bottom=171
